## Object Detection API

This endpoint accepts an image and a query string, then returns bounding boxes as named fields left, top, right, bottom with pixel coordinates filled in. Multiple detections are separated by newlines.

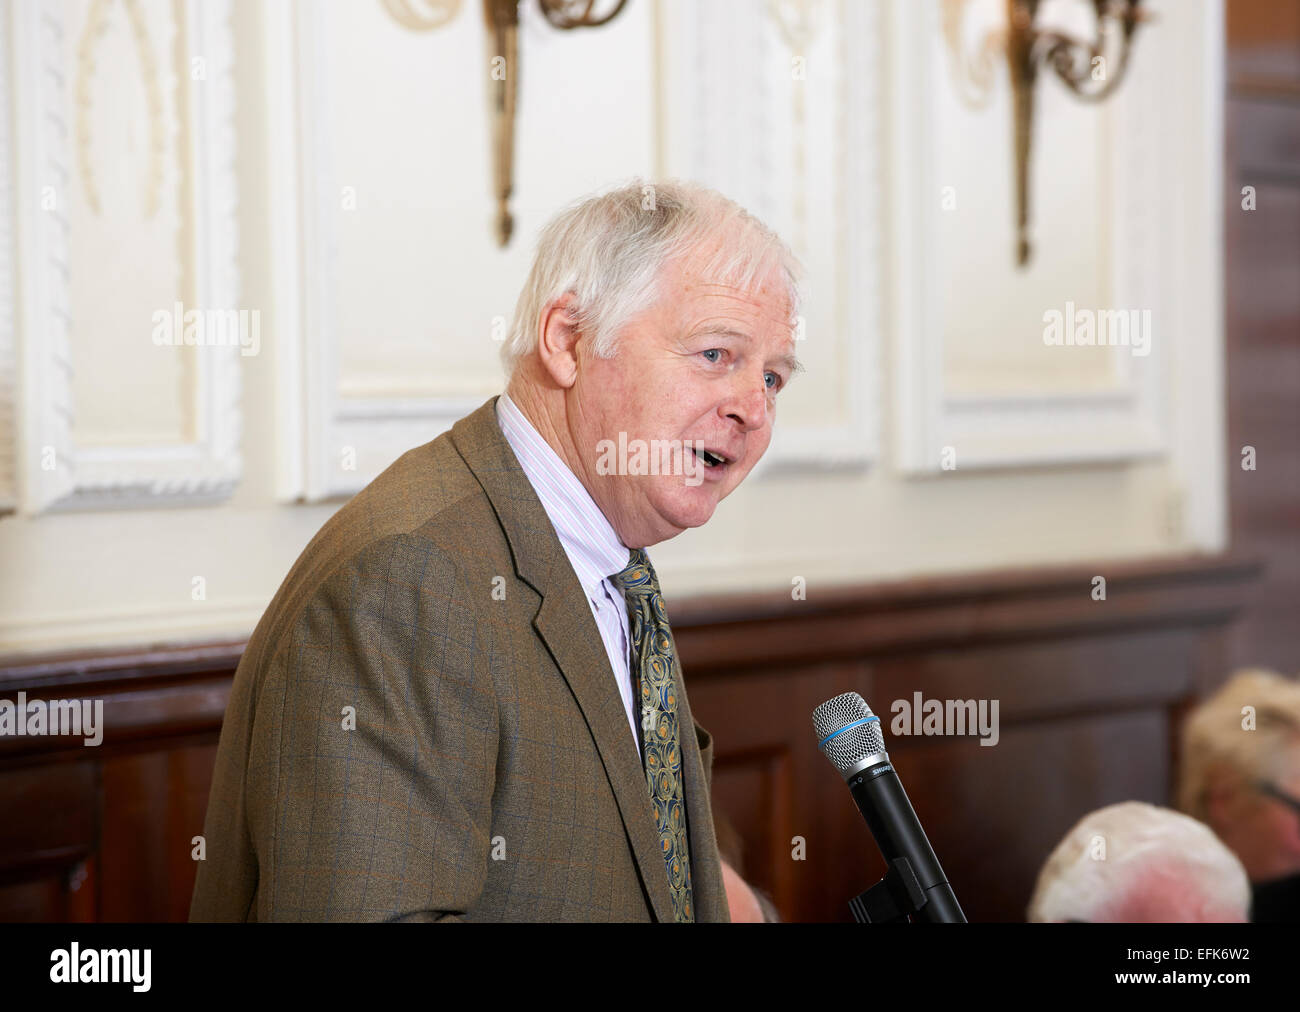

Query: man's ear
left=537, top=293, right=583, bottom=388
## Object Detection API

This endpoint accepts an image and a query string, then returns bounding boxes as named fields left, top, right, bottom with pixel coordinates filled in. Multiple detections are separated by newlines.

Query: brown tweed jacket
left=189, top=395, right=728, bottom=922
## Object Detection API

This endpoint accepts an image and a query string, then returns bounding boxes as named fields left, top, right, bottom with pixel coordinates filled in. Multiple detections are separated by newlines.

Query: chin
left=653, top=482, right=720, bottom=532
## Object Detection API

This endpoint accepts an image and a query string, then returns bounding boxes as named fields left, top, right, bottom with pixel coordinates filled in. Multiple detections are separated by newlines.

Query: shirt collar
left=495, top=392, right=630, bottom=597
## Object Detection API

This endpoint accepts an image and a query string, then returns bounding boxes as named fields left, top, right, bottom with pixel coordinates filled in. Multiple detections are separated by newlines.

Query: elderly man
left=1178, top=668, right=1300, bottom=921
left=190, top=179, right=801, bottom=922
left=1027, top=802, right=1251, bottom=922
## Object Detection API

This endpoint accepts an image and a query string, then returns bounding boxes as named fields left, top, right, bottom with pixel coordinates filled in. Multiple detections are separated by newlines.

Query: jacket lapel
left=450, top=396, right=676, bottom=922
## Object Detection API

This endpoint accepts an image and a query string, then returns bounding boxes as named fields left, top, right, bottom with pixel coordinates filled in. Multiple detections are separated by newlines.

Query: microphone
left=813, top=692, right=966, bottom=923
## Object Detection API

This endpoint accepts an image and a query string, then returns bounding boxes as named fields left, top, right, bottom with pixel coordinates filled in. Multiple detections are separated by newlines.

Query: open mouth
left=691, top=447, right=729, bottom=469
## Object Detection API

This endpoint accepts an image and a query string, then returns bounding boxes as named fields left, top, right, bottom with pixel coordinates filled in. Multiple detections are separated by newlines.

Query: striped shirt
left=495, top=392, right=638, bottom=747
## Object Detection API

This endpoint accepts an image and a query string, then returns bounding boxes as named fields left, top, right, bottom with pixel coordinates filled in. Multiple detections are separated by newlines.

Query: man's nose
left=722, top=372, right=770, bottom=431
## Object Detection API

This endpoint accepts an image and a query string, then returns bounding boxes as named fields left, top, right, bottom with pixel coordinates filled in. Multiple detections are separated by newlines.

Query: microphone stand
left=850, top=857, right=930, bottom=923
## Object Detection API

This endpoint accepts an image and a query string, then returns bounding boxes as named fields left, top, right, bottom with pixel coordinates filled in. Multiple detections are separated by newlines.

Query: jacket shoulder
left=250, top=432, right=512, bottom=674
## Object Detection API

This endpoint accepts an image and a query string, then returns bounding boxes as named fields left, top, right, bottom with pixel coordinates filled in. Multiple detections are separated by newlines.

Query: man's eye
left=701, top=349, right=723, bottom=364
left=765, top=372, right=781, bottom=390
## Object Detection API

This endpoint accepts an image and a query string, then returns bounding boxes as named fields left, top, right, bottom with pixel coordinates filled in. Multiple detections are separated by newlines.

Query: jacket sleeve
left=250, top=535, right=499, bottom=921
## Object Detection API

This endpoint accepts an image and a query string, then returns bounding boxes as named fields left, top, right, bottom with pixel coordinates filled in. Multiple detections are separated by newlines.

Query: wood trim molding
left=0, top=553, right=1260, bottom=759
left=0, top=639, right=243, bottom=762
left=668, top=552, right=1260, bottom=673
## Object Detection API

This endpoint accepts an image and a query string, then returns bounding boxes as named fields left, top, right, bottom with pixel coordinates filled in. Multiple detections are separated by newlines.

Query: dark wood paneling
left=0, top=764, right=99, bottom=922
left=1228, top=0, right=1300, bottom=95
left=0, top=645, right=236, bottom=922
left=98, top=745, right=217, bottom=922
left=681, top=558, right=1254, bottom=922
left=692, top=658, right=852, bottom=919
left=1225, top=0, right=1300, bottom=675
left=898, top=709, right=1170, bottom=922
left=0, top=763, right=98, bottom=879
left=0, top=554, right=1261, bottom=921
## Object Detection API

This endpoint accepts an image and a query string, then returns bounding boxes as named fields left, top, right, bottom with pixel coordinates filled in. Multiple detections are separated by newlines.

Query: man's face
left=1258, top=749, right=1300, bottom=871
left=1207, top=742, right=1300, bottom=880
left=566, top=250, right=797, bottom=548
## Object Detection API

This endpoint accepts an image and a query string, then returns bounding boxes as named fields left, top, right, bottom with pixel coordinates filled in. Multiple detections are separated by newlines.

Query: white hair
left=1027, top=802, right=1250, bottom=922
left=499, top=178, right=802, bottom=378
left=1178, top=668, right=1300, bottom=823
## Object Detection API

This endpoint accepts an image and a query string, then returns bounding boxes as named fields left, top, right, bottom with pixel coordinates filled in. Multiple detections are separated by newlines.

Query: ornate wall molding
left=0, top=4, right=16, bottom=512
left=11, top=0, right=242, bottom=513
left=75, top=0, right=168, bottom=220
left=890, top=0, right=1220, bottom=475
left=13, top=1, right=74, bottom=511
left=274, top=0, right=879, bottom=500
left=272, top=0, right=490, bottom=501
left=661, top=0, right=881, bottom=473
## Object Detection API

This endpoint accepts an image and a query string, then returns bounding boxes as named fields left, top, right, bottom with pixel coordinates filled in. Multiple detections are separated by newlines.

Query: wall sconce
left=384, top=0, right=629, bottom=246
left=943, top=0, right=1148, bottom=267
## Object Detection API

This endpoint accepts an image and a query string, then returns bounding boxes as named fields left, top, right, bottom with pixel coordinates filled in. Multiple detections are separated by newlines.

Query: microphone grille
left=813, top=692, right=887, bottom=775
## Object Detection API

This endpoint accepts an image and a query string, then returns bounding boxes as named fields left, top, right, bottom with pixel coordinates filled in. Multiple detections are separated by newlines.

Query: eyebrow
left=775, top=352, right=805, bottom=377
left=690, top=325, right=806, bottom=376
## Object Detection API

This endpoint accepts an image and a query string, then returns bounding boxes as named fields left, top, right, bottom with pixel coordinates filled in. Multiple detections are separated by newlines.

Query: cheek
left=1276, top=809, right=1300, bottom=850
left=581, top=363, right=640, bottom=432
left=746, top=424, right=774, bottom=464
left=1202, top=906, right=1248, bottom=924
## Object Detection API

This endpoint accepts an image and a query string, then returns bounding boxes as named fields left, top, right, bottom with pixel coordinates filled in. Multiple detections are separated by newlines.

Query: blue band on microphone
left=819, top=715, right=879, bottom=749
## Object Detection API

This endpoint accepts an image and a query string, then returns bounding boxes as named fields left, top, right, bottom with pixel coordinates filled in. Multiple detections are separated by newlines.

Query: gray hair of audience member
left=1026, top=801, right=1251, bottom=922
left=499, top=178, right=803, bottom=379
left=1177, top=667, right=1300, bottom=824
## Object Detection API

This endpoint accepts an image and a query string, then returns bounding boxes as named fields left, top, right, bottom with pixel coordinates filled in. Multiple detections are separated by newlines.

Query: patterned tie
left=611, top=548, right=695, bottom=923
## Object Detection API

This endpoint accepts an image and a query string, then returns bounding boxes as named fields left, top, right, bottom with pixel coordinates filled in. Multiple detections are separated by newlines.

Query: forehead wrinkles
left=686, top=277, right=782, bottom=301
left=679, top=282, right=792, bottom=331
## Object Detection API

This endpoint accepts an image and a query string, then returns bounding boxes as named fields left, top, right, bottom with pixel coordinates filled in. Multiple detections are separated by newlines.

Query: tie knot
left=611, top=548, right=661, bottom=599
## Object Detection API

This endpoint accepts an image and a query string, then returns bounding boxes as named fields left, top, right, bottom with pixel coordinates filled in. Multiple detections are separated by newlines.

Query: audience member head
left=1177, top=668, right=1300, bottom=884
left=1027, top=801, right=1250, bottom=922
